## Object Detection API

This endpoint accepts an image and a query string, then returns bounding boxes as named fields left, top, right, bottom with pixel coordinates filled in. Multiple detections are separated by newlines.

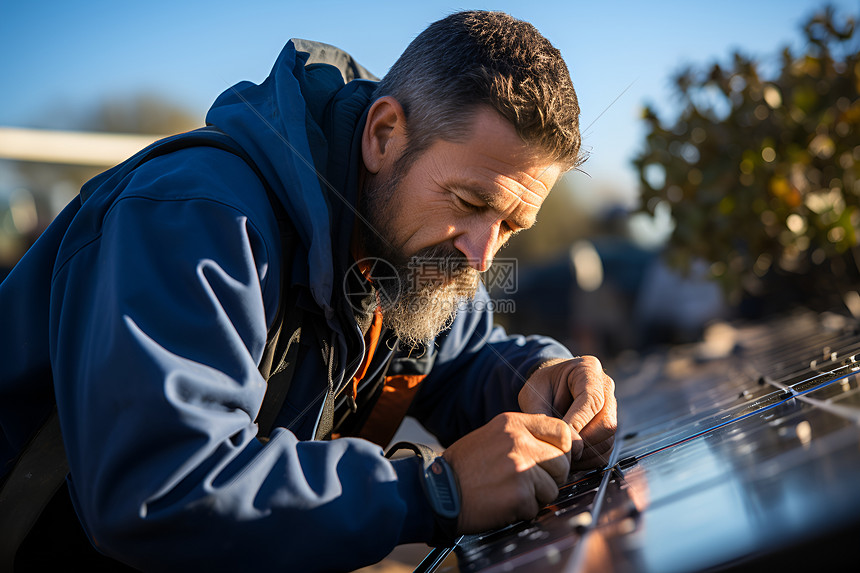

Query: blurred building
left=494, top=208, right=730, bottom=363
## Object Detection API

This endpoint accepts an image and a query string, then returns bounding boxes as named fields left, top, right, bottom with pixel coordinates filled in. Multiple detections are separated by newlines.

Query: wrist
left=391, top=456, right=437, bottom=544
left=424, top=456, right=460, bottom=545
left=525, top=357, right=569, bottom=379
left=386, top=441, right=461, bottom=547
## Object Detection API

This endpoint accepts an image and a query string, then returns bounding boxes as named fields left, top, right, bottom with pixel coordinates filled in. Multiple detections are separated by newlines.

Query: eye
left=452, top=192, right=483, bottom=213
left=500, top=221, right=524, bottom=239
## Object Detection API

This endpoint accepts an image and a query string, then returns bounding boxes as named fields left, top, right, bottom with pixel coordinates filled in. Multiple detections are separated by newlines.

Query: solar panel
left=415, top=308, right=860, bottom=572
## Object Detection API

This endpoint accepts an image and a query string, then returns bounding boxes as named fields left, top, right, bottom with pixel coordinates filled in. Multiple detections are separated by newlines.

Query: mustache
left=371, top=245, right=478, bottom=309
left=405, top=244, right=474, bottom=283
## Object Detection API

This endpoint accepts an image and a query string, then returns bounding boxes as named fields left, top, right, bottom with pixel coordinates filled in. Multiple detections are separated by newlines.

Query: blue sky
left=1, top=0, right=857, bottom=210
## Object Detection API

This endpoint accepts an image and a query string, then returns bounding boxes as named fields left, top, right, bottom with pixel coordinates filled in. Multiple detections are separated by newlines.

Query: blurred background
left=4, top=3, right=860, bottom=571
left=2, top=0, right=859, bottom=365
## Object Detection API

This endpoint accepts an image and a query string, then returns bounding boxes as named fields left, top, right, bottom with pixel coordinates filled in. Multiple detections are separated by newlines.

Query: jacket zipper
left=311, top=321, right=365, bottom=439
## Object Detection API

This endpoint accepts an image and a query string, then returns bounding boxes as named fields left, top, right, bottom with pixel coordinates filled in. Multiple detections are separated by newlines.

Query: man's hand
left=442, top=412, right=573, bottom=534
left=518, top=356, right=617, bottom=469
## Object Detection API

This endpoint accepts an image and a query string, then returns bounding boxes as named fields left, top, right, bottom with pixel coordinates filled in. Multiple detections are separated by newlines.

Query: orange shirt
left=344, top=254, right=428, bottom=446
left=343, top=308, right=427, bottom=447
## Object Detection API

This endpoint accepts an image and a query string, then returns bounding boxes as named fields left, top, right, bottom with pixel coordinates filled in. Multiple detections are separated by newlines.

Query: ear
left=361, top=96, right=407, bottom=174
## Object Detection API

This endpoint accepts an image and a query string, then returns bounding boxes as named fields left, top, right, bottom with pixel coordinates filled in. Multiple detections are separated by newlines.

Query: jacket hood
left=204, top=39, right=377, bottom=318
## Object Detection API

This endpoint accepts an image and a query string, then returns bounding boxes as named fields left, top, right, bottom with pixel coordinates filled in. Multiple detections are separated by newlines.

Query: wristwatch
left=385, top=441, right=461, bottom=546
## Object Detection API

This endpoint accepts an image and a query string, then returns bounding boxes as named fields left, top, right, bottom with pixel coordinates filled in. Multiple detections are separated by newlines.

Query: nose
left=453, top=221, right=501, bottom=273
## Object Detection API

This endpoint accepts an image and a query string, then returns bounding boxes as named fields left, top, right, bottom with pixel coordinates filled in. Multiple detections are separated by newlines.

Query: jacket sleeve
left=48, top=155, right=434, bottom=572
left=408, top=284, right=574, bottom=446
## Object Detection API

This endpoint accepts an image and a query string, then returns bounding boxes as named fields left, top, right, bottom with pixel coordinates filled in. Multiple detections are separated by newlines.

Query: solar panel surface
left=415, top=309, right=860, bottom=572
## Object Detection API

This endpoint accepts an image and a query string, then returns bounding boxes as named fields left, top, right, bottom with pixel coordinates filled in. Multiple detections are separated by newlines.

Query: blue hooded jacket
left=0, top=40, right=572, bottom=571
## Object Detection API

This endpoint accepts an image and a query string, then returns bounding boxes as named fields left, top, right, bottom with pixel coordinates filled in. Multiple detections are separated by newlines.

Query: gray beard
left=356, top=169, right=480, bottom=348
left=377, top=245, right=480, bottom=348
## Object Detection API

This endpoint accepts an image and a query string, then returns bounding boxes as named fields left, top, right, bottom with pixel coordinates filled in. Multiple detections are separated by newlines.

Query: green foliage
left=634, top=5, right=860, bottom=308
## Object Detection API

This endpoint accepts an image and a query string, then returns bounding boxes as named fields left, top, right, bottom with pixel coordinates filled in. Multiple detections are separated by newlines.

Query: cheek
left=399, top=198, right=459, bottom=247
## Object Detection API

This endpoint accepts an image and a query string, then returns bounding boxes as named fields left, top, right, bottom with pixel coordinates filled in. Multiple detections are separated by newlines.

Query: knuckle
left=606, top=415, right=619, bottom=433
left=599, top=413, right=618, bottom=434
left=494, top=411, right=516, bottom=431
left=511, top=453, right=532, bottom=474
left=503, top=412, right=523, bottom=438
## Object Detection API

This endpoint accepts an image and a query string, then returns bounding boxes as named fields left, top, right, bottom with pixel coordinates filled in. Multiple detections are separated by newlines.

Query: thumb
left=518, top=380, right=556, bottom=416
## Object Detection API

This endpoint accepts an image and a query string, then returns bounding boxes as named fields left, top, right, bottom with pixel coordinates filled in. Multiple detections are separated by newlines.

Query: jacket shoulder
left=290, top=38, right=379, bottom=82
left=117, top=146, right=272, bottom=213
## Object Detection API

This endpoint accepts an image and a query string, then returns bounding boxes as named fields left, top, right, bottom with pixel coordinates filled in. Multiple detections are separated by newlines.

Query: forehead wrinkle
left=470, top=165, right=549, bottom=208
left=455, top=180, right=529, bottom=211
left=454, top=183, right=537, bottom=231
left=497, top=175, right=545, bottom=208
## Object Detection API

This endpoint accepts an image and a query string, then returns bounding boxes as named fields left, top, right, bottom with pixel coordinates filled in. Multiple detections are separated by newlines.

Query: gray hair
left=374, top=10, right=584, bottom=171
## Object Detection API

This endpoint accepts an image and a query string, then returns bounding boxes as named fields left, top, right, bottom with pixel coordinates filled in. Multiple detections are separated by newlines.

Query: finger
left=518, top=379, right=556, bottom=417
left=520, top=426, right=572, bottom=483
left=569, top=426, right=584, bottom=462
left=535, top=445, right=571, bottom=485
left=530, top=465, right=561, bottom=507
left=513, top=414, right=573, bottom=484
left=578, top=389, right=618, bottom=449
left=571, top=453, right=610, bottom=470
left=522, top=413, right=571, bottom=449
left=518, top=358, right=569, bottom=417
left=564, top=359, right=610, bottom=433
left=579, top=434, right=615, bottom=463
left=574, top=430, right=615, bottom=470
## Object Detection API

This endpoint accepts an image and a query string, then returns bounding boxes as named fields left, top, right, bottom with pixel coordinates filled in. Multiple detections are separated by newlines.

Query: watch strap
left=385, top=441, right=461, bottom=546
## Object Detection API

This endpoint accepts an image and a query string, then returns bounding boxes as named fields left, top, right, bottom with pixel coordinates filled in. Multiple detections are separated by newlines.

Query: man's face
left=357, top=106, right=563, bottom=346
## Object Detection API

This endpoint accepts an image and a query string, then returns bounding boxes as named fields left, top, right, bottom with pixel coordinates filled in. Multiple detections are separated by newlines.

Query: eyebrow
left=456, top=184, right=537, bottom=230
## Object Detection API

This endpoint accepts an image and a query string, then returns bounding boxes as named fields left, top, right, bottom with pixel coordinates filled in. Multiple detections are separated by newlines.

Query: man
left=0, top=10, right=616, bottom=571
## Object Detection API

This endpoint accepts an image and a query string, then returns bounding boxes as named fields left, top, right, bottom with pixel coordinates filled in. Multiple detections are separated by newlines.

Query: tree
left=634, top=5, right=860, bottom=314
